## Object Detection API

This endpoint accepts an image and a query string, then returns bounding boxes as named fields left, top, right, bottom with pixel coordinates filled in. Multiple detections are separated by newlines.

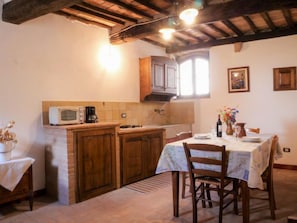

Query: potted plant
left=0, top=120, right=17, bottom=161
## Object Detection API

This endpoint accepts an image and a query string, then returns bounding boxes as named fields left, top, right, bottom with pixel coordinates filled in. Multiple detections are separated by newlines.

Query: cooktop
left=119, top=124, right=142, bottom=129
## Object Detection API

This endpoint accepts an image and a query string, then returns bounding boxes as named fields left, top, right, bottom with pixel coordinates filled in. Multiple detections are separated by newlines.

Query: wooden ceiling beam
left=198, top=0, right=297, bottom=24
left=166, top=25, right=297, bottom=53
left=133, top=0, right=169, bottom=15
left=282, top=9, right=294, bottom=27
left=243, top=15, right=259, bottom=34
left=2, top=0, right=81, bottom=24
left=197, top=29, right=216, bottom=40
left=54, top=11, right=111, bottom=29
left=222, top=20, right=243, bottom=36
left=179, top=30, right=204, bottom=42
left=207, top=24, right=230, bottom=37
left=109, top=0, right=297, bottom=44
left=76, top=2, right=138, bottom=23
left=70, top=5, right=125, bottom=25
left=141, top=38, right=167, bottom=48
left=104, top=0, right=153, bottom=19
left=261, top=12, right=276, bottom=31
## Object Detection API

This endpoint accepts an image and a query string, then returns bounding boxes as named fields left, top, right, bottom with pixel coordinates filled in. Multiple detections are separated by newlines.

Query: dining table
left=156, top=133, right=281, bottom=223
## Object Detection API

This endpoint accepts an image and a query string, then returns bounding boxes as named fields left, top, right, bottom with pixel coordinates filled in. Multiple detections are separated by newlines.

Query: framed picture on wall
left=227, top=66, right=250, bottom=93
left=273, top=66, right=297, bottom=91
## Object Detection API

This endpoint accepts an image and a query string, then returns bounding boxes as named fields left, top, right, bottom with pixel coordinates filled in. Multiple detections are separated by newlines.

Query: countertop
left=43, top=122, right=120, bottom=130
left=43, top=122, right=190, bottom=137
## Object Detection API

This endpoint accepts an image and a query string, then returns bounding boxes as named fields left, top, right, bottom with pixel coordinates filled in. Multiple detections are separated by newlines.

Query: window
left=177, top=55, right=209, bottom=98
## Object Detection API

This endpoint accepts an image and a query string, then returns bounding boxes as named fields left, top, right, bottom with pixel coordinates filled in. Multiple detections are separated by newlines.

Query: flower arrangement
left=219, top=106, right=239, bottom=124
left=0, top=120, right=17, bottom=143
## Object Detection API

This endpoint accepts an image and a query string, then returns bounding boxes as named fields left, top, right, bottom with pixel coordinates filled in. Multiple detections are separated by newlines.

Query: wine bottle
left=216, top=114, right=222, bottom=137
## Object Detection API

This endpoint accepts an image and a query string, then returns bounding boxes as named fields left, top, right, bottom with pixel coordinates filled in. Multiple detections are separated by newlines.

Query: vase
left=0, top=141, right=16, bottom=162
left=226, top=121, right=234, bottom=135
left=235, top=123, right=246, bottom=138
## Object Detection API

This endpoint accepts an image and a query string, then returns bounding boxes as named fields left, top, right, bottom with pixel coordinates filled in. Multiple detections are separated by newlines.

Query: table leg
left=240, top=180, right=250, bottom=223
left=172, top=171, right=179, bottom=217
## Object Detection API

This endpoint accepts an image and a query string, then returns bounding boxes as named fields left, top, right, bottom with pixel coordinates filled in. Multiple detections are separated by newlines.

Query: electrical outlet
left=283, top=147, right=291, bottom=152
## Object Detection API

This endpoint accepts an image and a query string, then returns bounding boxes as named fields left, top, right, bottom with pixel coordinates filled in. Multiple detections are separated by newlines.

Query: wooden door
left=76, top=128, right=116, bottom=201
left=120, top=130, right=164, bottom=186
left=145, top=131, right=163, bottom=176
left=165, top=63, right=177, bottom=94
left=120, top=134, right=145, bottom=185
left=152, top=59, right=165, bottom=92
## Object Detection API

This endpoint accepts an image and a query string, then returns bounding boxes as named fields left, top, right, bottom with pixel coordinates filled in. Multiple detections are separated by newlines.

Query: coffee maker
left=85, top=106, right=98, bottom=123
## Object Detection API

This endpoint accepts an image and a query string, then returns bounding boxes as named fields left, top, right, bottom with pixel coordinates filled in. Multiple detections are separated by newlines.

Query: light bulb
left=159, top=28, right=176, bottom=40
left=179, top=8, right=198, bottom=25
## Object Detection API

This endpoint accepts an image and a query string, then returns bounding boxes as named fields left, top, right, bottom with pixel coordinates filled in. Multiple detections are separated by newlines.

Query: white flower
left=0, top=120, right=17, bottom=143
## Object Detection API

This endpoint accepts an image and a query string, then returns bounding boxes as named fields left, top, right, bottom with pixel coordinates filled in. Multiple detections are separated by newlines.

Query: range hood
left=142, top=92, right=176, bottom=102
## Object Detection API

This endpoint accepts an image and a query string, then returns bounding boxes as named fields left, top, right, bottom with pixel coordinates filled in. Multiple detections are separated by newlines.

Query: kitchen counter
left=43, top=122, right=120, bottom=130
left=118, top=124, right=192, bottom=138
left=117, top=126, right=165, bottom=135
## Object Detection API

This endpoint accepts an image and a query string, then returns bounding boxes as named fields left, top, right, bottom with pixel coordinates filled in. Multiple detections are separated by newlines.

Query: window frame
left=175, top=52, right=210, bottom=100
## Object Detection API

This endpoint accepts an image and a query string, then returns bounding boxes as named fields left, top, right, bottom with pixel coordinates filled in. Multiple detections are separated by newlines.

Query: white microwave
left=49, top=106, right=85, bottom=125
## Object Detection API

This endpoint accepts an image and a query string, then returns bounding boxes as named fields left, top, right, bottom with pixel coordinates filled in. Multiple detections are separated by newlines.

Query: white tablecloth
left=156, top=134, right=281, bottom=190
left=0, top=157, right=35, bottom=191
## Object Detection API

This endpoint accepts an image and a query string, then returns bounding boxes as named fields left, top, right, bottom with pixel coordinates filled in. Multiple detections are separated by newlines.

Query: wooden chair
left=165, top=135, right=179, bottom=144
left=176, top=131, right=193, bottom=199
left=246, top=127, right=260, bottom=134
left=166, top=131, right=193, bottom=199
left=183, top=142, right=239, bottom=223
left=165, top=131, right=192, bottom=144
left=250, top=135, right=278, bottom=219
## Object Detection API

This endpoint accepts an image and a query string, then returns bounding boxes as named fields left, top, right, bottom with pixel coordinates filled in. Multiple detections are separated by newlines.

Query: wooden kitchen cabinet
left=119, top=129, right=164, bottom=186
left=75, top=127, right=116, bottom=202
left=140, top=56, right=177, bottom=101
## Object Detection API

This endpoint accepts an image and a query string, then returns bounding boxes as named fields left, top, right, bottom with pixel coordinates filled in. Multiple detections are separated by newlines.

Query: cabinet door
left=152, top=60, right=165, bottom=92
left=76, top=128, right=116, bottom=201
left=145, top=132, right=163, bottom=176
left=120, top=130, right=164, bottom=186
left=120, top=135, right=145, bottom=185
left=165, top=63, right=177, bottom=94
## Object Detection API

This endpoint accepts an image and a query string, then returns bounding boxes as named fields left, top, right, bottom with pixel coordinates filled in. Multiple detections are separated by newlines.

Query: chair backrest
left=183, top=143, right=227, bottom=182
left=166, top=131, right=192, bottom=144
left=246, top=128, right=260, bottom=134
left=176, top=131, right=192, bottom=140
left=166, top=135, right=179, bottom=143
left=261, top=135, right=278, bottom=182
left=265, top=135, right=278, bottom=181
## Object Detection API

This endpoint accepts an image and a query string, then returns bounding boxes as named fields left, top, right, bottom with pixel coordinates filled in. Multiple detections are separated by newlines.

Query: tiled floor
left=0, top=168, right=296, bottom=223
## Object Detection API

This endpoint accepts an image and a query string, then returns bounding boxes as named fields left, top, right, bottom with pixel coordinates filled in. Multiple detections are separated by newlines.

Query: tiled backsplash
left=42, top=101, right=194, bottom=126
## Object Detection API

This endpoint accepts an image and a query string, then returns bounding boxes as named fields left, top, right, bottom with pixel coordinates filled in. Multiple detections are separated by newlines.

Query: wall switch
left=283, top=147, right=291, bottom=152
left=121, top=113, right=127, bottom=118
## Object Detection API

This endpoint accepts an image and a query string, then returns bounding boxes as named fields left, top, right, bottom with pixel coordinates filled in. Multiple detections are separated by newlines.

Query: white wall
left=192, top=35, right=297, bottom=166
left=0, top=13, right=166, bottom=191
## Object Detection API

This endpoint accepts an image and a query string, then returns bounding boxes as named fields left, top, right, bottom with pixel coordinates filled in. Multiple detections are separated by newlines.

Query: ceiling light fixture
left=179, top=8, right=198, bottom=25
left=159, top=28, right=176, bottom=40
left=158, top=0, right=203, bottom=40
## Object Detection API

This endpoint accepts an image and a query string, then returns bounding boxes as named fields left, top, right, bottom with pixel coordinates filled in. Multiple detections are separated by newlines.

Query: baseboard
left=274, top=164, right=297, bottom=171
